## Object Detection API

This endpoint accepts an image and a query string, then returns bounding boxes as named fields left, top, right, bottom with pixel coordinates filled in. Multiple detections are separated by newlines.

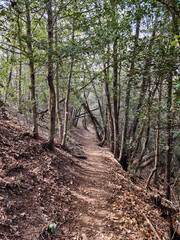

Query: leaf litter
left=0, top=113, right=177, bottom=239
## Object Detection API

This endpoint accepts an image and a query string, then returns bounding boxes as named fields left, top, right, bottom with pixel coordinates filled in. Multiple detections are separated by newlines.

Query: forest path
left=0, top=117, right=168, bottom=240
left=62, top=127, right=128, bottom=240
left=61, top=127, right=168, bottom=240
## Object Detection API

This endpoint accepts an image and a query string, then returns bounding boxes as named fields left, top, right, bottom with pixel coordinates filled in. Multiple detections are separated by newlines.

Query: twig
left=143, top=213, right=161, bottom=240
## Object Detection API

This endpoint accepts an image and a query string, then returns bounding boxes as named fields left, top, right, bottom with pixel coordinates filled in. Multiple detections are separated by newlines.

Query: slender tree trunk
left=25, top=0, right=38, bottom=138
left=55, top=60, right=63, bottom=141
left=165, top=0, right=178, bottom=200
left=129, top=122, right=145, bottom=170
left=92, top=82, right=104, bottom=126
left=165, top=72, right=173, bottom=200
left=5, top=66, right=13, bottom=103
left=134, top=123, right=150, bottom=174
left=55, top=21, right=63, bottom=141
left=113, top=38, right=119, bottom=158
left=165, top=68, right=174, bottom=239
left=47, top=0, right=56, bottom=146
left=61, top=59, right=73, bottom=146
left=82, top=100, right=103, bottom=141
left=110, top=2, right=120, bottom=158
left=104, top=53, right=114, bottom=152
left=154, top=82, right=162, bottom=187
left=5, top=33, right=16, bottom=103
left=146, top=108, right=160, bottom=189
left=82, top=115, right=88, bottom=130
left=117, top=61, right=121, bottom=116
left=18, top=61, right=22, bottom=112
left=17, top=13, right=22, bottom=113
left=104, top=76, right=114, bottom=151
left=92, top=82, right=106, bottom=142
left=61, top=6, right=75, bottom=146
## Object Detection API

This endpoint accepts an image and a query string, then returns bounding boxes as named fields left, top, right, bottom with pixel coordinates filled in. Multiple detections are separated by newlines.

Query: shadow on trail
left=60, top=128, right=125, bottom=239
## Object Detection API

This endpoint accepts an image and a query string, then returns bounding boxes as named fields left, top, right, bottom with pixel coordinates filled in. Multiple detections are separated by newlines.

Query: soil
left=0, top=115, right=176, bottom=239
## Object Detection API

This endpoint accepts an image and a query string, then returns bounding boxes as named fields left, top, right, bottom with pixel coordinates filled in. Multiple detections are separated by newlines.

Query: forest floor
left=0, top=114, right=179, bottom=239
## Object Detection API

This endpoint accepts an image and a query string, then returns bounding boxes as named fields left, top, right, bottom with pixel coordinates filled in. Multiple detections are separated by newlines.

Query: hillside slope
left=0, top=115, right=178, bottom=239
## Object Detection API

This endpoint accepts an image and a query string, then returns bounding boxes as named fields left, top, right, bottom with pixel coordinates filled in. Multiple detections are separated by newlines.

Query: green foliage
left=170, top=35, right=180, bottom=48
left=49, top=223, right=56, bottom=234
left=173, top=131, right=180, bottom=139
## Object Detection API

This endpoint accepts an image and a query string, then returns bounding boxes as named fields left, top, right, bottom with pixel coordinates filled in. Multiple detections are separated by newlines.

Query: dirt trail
left=65, top=128, right=119, bottom=239
left=0, top=118, right=169, bottom=240
left=61, top=128, right=168, bottom=240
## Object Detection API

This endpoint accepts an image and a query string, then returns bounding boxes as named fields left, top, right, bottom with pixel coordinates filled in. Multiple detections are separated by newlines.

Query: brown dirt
left=61, top=128, right=169, bottom=240
left=0, top=116, right=172, bottom=239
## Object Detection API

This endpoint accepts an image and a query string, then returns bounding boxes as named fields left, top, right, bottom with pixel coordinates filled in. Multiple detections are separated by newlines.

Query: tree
left=25, top=0, right=38, bottom=138
left=47, top=0, right=56, bottom=147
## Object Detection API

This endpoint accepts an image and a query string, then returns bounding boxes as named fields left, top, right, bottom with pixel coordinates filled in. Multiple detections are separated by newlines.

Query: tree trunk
left=17, top=13, right=22, bottom=113
left=165, top=71, right=173, bottom=200
left=18, top=61, right=22, bottom=113
left=129, top=122, right=145, bottom=171
left=146, top=117, right=160, bottom=189
left=82, top=115, right=88, bottom=130
left=104, top=58, right=114, bottom=152
left=99, top=108, right=108, bottom=147
left=134, top=123, right=150, bottom=174
left=47, top=0, right=56, bottom=146
left=154, top=83, right=162, bottom=187
left=61, top=7, right=75, bottom=146
left=5, top=65, right=13, bottom=103
left=55, top=59, right=63, bottom=141
left=113, top=38, right=120, bottom=158
left=165, top=0, right=178, bottom=200
left=5, top=38, right=16, bottom=103
left=82, top=96, right=103, bottom=140
left=92, top=82, right=106, bottom=142
left=25, top=0, right=38, bottom=139
left=61, top=58, right=73, bottom=146
left=55, top=21, right=63, bottom=141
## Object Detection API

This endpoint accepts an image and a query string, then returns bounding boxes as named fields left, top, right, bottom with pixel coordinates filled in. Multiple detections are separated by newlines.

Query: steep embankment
left=0, top=115, right=176, bottom=239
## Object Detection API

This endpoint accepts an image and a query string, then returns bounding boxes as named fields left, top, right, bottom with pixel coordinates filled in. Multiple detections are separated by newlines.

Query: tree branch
left=156, top=0, right=180, bottom=18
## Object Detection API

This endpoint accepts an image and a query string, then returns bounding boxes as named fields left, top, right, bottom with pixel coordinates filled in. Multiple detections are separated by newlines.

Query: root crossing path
left=61, top=127, right=147, bottom=240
